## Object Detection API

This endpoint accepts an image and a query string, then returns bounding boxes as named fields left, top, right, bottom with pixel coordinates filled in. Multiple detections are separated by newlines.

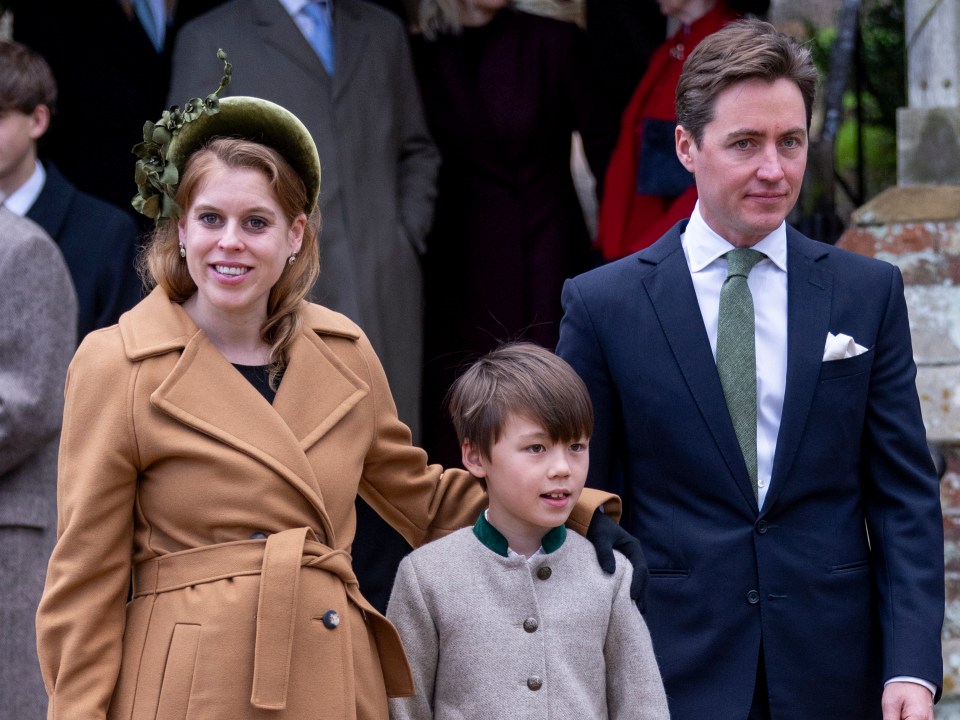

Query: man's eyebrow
left=723, top=126, right=807, bottom=141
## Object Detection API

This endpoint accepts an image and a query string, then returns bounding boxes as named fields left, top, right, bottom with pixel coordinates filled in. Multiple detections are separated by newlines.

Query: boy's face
left=463, top=413, right=589, bottom=551
left=0, top=106, right=47, bottom=197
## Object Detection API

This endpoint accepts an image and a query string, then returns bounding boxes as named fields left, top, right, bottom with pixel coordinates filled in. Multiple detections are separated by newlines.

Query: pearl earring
left=288, top=253, right=297, bottom=265
left=179, top=242, right=186, bottom=258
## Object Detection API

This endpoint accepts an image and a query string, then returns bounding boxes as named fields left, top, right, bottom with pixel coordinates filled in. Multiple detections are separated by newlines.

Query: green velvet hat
left=132, top=50, right=321, bottom=220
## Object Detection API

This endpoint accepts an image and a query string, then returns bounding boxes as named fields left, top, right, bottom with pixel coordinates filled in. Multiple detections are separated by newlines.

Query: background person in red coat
left=597, top=0, right=768, bottom=261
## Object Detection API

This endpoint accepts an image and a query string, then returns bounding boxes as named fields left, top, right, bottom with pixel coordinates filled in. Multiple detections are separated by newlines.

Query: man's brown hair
left=0, top=40, right=57, bottom=115
left=676, top=19, right=817, bottom=147
left=447, top=342, right=593, bottom=462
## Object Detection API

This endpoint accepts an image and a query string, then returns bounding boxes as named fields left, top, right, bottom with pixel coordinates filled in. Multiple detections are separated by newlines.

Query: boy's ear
left=461, top=439, right=487, bottom=478
left=28, top=105, right=51, bottom=140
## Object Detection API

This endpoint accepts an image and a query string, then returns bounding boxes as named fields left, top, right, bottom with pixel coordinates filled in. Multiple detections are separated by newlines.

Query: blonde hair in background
left=417, top=0, right=580, bottom=38
left=418, top=0, right=463, bottom=40
left=139, top=137, right=321, bottom=388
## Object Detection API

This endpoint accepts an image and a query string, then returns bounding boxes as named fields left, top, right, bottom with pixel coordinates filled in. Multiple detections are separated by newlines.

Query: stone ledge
left=850, top=185, right=960, bottom=225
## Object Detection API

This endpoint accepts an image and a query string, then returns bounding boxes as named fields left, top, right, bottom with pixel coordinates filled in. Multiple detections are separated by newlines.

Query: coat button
left=527, top=676, right=543, bottom=691
left=747, top=590, right=760, bottom=604
left=756, top=520, right=768, bottom=535
left=322, top=609, right=340, bottom=629
left=523, top=617, right=539, bottom=633
left=536, top=565, right=552, bottom=580
left=250, top=532, right=268, bottom=539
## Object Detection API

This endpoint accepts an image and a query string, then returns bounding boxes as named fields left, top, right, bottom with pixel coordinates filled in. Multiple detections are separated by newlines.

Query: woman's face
left=177, top=161, right=305, bottom=325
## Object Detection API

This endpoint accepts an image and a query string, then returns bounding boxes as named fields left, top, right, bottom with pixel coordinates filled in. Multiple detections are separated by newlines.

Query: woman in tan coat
left=35, top=64, right=621, bottom=720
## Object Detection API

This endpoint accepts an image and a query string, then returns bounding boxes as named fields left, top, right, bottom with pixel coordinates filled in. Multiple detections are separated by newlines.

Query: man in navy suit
left=557, top=20, right=943, bottom=720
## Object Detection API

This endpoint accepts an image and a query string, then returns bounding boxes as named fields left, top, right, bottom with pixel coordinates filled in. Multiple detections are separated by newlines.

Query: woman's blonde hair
left=139, top=137, right=321, bottom=388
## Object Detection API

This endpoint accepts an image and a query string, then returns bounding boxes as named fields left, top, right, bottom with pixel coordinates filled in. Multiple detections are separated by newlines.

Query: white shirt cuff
left=884, top=676, right=937, bottom=697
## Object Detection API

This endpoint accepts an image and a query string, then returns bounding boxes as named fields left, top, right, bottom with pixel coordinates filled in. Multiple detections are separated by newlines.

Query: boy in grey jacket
left=387, top=343, right=670, bottom=720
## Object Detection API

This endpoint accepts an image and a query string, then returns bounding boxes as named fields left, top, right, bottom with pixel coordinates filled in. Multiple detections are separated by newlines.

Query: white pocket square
left=823, top=332, right=868, bottom=361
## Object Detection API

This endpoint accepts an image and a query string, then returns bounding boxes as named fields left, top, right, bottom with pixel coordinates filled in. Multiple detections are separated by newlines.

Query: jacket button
left=250, top=532, right=268, bottom=539
left=322, top=609, right=340, bottom=629
left=747, top=590, right=760, bottom=604
left=523, top=617, right=539, bottom=633
left=536, top=565, right=552, bottom=580
left=527, top=676, right=543, bottom=691
left=756, top=520, right=768, bottom=535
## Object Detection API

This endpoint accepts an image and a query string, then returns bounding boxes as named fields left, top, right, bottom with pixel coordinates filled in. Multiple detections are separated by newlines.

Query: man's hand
left=882, top=681, right=935, bottom=720
left=586, top=509, right=649, bottom=612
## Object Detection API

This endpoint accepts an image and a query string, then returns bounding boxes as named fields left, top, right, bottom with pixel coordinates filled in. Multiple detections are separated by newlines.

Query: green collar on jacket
left=472, top=512, right=566, bottom=557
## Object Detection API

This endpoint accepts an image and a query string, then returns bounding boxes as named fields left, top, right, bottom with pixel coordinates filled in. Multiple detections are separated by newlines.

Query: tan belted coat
left=36, top=287, right=617, bottom=720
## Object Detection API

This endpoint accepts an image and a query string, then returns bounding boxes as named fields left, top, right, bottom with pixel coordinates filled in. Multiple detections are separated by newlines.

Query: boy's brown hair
left=447, top=342, right=593, bottom=461
left=0, top=40, right=57, bottom=115
left=676, top=18, right=817, bottom=148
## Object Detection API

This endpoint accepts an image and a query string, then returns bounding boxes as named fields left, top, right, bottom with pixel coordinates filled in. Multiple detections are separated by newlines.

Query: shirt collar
left=279, top=0, right=310, bottom=16
left=683, top=202, right=788, bottom=274
left=473, top=511, right=566, bottom=558
left=3, top=160, right=45, bottom=217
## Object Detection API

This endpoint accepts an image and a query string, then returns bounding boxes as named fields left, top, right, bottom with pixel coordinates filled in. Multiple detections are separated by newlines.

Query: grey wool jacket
left=387, top=517, right=670, bottom=720
left=0, top=207, right=76, bottom=719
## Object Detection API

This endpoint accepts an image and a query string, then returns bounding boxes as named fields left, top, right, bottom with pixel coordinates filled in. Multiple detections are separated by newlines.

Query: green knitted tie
left=717, top=248, right=765, bottom=499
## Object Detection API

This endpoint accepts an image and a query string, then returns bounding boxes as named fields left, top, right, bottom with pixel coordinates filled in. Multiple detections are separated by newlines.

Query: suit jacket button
left=536, top=565, right=552, bottom=580
left=523, top=617, right=539, bottom=633
left=527, top=676, right=543, bottom=691
left=756, top=520, right=768, bottom=535
left=747, top=590, right=760, bottom=604
left=322, top=609, right=340, bottom=629
left=250, top=532, right=268, bottom=539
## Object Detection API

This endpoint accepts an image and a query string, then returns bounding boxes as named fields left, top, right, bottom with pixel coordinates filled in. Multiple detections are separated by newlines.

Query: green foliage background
left=809, top=0, right=905, bottom=202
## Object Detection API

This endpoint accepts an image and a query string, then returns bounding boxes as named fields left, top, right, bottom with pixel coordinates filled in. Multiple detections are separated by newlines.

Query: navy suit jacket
left=27, top=164, right=143, bottom=342
left=557, top=221, right=944, bottom=720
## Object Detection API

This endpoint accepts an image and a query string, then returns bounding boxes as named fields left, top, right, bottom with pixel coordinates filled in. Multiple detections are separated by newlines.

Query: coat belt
left=132, top=527, right=414, bottom=710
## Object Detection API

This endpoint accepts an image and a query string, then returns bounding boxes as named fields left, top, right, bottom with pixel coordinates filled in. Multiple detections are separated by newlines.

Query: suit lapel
left=26, top=164, right=72, bottom=241
left=332, top=0, right=368, bottom=99
left=764, top=230, right=832, bottom=511
left=254, top=0, right=332, bottom=90
left=641, top=228, right=758, bottom=510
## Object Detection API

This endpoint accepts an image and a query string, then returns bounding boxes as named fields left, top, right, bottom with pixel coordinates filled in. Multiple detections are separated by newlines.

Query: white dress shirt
left=681, top=202, right=787, bottom=510
left=4, top=161, right=45, bottom=217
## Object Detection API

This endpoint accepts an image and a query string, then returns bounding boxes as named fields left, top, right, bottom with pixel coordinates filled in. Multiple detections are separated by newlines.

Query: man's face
left=676, top=78, right=808, bottom=248
left=0, top=106, right=46, bottom=197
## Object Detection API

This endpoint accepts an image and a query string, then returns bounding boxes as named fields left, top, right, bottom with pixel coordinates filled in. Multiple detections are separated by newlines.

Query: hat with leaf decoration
left=131, top=50, right=321, bottom=220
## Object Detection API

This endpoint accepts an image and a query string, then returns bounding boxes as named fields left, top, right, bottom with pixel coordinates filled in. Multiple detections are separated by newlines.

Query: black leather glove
left=586, top=508, right=649, bottom=613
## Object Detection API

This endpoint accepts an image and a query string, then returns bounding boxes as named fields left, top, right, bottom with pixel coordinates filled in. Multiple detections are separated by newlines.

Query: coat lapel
left=640, top=227, right=758, bottom=510
left=273, top=311, right=368, bottom=451
left=121, top=290, right=369, bottom=544
left=254, top=0, right=332, bottom=91
left=764, top=230, right=832, bottom=511
left=332, top=0, right=368, bottom=99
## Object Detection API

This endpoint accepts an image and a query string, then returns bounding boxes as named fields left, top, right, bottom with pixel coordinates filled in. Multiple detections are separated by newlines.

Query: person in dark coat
left=26, top=164, right=143, bottom=340
left=0, top=40, right=142, bottom=342
left=9, top=0, right=226, bottom=218
left=415, top=0, right=612, bottom=467
left=584, top=0, right=666, bottom=159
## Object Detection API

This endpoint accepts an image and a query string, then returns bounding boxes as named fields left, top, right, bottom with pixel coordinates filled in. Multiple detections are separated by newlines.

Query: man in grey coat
left=0, top=207, right=76, bottom=720
left=167, top=0, right=440, bottom=612
left=168, top=0, right=439, bottom=438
